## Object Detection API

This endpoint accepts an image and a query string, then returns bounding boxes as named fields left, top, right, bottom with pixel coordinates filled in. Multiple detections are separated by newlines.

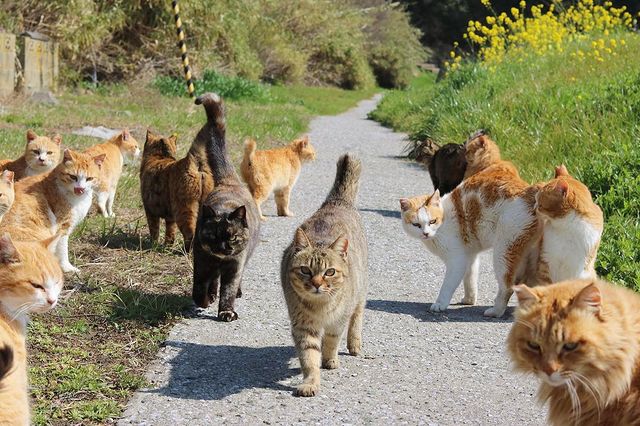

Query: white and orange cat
left=85, top=129, right=140, bottom=217
left=240, top=136, right=316, bottom=220
left=535, top=165, right=603, bottom=282
left=0, top=232, right=64, bottom=425
left=509, top=279, right=640, bottom=425
left=1, top=149, right=105, bottom=273
left=0, top=130, right=62, bottom=180
left=400, top=161, right=541, bottom=318
left=0, top=170, right=15, bottom=224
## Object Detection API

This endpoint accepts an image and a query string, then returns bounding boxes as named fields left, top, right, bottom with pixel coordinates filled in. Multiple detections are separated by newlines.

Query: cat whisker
left=569, top=371, right=603, bottom=422
left=564, top=378, right=581, bottom=425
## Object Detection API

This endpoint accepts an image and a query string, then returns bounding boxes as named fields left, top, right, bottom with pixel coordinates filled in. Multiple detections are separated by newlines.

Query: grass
left=0, top=81, right=376, bottom=425
left=370, top=33, right=640, bottom=289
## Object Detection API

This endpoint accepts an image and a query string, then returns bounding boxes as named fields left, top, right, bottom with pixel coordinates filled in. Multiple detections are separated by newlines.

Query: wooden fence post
left=20, top=32, right=58, bottom=95
left=0, top=32, right=16, bottom=97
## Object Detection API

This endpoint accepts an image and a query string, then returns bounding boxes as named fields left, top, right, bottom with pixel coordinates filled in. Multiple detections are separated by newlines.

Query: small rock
left=30, top=91, right=59, bottom=105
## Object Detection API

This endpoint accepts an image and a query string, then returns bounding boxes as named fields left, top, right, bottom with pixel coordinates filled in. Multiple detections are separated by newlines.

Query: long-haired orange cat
left=85, top=129, right=140, bottom=217
left=0, top=232, right=64, bottom=425
left=463, top=133, right=518, bottom=179
left=240, top=136, right=316, bottom=220
left=1, top=149, right=105, bottom=273
left=0, top=130, right=61, bottom=180
left=509, top=279, right=640, bottom=425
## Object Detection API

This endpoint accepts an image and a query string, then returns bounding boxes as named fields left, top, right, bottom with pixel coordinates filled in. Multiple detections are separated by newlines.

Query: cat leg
left=430, top=256, right=467, bottom=312
left=146, top=214, right=160, bottom=244
left=106, top=187, right=117, bottom=217
left=485, top=244, right=514, bottom=318
left=252, top=188, right=269, bottom=221
left=275, top=187, right=294, bottom=217
left=292, top=322, right=322, bottom=397
left=347, top=302, right=364, bottom=356
left=176, top=203, right=198, bottom=252
left=461, top=255, right=479, bottom=305
left=192, top=245, right=219, bottom=308
left=217, top=265, right=242, bottom=322
left=56, top=234, right=79, bottom=274
left=165, top=220, right=177, bottom=246
left=96, top=191, right=109, bottom=218
left=321, top=326, right=342, bottom=369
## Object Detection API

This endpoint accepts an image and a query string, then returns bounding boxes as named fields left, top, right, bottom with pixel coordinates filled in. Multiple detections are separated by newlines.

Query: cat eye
left=324, top=268, right=336, bottom=277
left=86, top=177, right=94, bottom=181
left=229, top=236, right=237, bottom=242
left=30, top=282, right=44, bottom=290
left=68, top=174, right=78, bottom=182
left=299, top=266, right=312, bottom=276
left=31, top=149, right=39, bottom=154
left=527, top=341, right=541, bottom=351
left=412, top=223, right=421, bottom=228
left=562, top=342, right=579, bottom=352
left=429, top=219, right=437, bottom=225
left=47, top=151, right=53, bottom=155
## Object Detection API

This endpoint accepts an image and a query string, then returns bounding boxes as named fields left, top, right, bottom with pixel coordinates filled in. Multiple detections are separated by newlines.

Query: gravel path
left=120, top=96, right=545, bottom=425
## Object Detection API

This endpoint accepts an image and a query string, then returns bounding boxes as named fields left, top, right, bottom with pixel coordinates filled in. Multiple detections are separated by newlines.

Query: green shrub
left=154, top=70, right=269, bottom=100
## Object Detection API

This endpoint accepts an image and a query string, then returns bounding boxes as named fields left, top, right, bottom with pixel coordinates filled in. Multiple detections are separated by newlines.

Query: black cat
left=416, top=139, right=467, bottom=195
left=191, top=93, right=261, bottom=322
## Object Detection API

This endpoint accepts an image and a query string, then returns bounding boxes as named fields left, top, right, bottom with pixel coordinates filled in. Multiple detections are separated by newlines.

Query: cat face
left=198, top=205, right=249, bottom=257
left=0, top=234, right=64, bottom=318
left=400, top=191, right=443, bottom=240
left=0, top=171, right=15, bottom=217
left=24, top=130, right=61, bottom=173
left=292, top=136, right=316, bottom=162
left=508, top=280, right=612, bottom=389
left=143, top=130, right=178, bottom=159
left=113, top=129, right=141, bottom=162
left=535, top=166, right=595, bottom=220
left=56, top=149, right=105, bottom=197
left=288, top=229, right=348, bottom=300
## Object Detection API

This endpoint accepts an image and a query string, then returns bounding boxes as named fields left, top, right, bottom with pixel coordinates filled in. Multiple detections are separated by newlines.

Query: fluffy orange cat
left=0, top=130, right=62, bottom=180
left=509, top=279, right=640, bottom=425
left=0, top=171, right=15, bottom=225
left=84, top=129, right=140, bottom=217
left=240, top=136, right=316, bottom=220
left=0, top=232, right=64, bottom=425
left=1, top=149, right=105, bottom=273
left=463, top=133, right=518, bottom=179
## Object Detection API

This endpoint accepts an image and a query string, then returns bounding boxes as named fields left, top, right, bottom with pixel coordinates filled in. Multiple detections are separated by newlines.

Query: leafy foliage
left=154, top=70, right=269, bottom=100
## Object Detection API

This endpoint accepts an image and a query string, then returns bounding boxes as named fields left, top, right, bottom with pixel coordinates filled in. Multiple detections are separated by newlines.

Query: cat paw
left=483, top=306, right=506, bottom=318
left=322, top=358, right=340, bottom=369
left=429, top=302, right=448, bottom=313
left=259, top=215, right=268, bottom=221
left=294, top=383, right=319, bottom=397
left=61, top=264, right=80, bottom=274
left=218, top=310, right=238, bottom=322
left=347, top=339, right=361, bottom=356
left=460, top=295, right=477, bottom=305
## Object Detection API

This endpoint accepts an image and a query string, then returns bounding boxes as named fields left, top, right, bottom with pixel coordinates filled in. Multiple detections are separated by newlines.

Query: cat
left=418, top=140, right=467, bottom=195
left=0, top=171, right=15, bottom=225
left=0, top=232, right=64, bottom=426
left=508, top=279, right=640, bottom=425
left=1, top=149, right=105, bottom=273
left=281, top=154, right=368, bottom=397
left=240, top=135, right=316, bottom=219
left=535, top=165, right=603, bottom=282
left=463, top=132, right=518, bottom=179
left=85, top=129, right=140, bottom=217
left=140, top=130, right=214, bottom=250
left=399, top=162, right=541, bottom=318
left=191, top=93, right=260, bottom=322
left=0, top=130, right=62, bottom=180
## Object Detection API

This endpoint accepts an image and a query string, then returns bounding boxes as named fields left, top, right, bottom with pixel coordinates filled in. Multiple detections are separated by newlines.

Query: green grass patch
left=0, top=81, right=376, bottom=424
left=370, top=34, right=640, bottom=289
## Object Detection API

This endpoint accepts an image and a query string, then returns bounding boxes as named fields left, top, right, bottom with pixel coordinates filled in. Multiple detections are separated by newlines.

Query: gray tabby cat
left=281, top=154, right=368, bottom=397
left=192, top=93, right=261, bottom=322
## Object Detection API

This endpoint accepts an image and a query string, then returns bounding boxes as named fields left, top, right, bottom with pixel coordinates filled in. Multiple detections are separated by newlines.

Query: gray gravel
left=120, top=96, right=546, bottom=425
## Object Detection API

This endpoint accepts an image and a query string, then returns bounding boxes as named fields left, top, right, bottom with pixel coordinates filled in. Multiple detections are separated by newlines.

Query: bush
left=153, top=70, right=269, bottom=101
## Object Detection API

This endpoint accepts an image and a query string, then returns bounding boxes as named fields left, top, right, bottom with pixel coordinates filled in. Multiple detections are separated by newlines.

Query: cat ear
left=202, top=204, right=217, bottom=218
left=52, top=134, right=62, bottom=146
left=93, top=153, right=106, bottom=168
left=121, top=129, right=130, bottom=141
left=26, top=130, right=37, bottom=143
left=476, top=135, right=487, bottom=148
left=40, top=233, right=60, bottom=253
left=428, top=190, right=441, bottom=207
left=229, top=205, right=247, bottom=226
left=555, top=180, right=569, bottom=197
left=145, top=129, right=154, bottom=142
left=330, top=234, right=349, bottom=259
left=555, top=164, right=569, bottom=178
left=513, top=284, right=539, bottom=307
left=0, top=234, right=21, bottom=265
left=299, top=135, right=309, bottom=147
left=399, top=198, right=411, bottom=211
left=572, top=282, right=601, bottom=312
left=294, top=228, right=312, bottom=251
left=63, top=149, right=73, bottom=163
left=1, top=170, right=14, bottom=184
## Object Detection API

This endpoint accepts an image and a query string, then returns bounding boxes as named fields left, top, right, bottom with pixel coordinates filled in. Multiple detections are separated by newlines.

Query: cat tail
left=324, top=154, right=362, bottom=207
left=0, top=344, right=13, bottom=382
left=243, top=139, right=257, bottom=166
left=195, top=93, right=236, bottom=182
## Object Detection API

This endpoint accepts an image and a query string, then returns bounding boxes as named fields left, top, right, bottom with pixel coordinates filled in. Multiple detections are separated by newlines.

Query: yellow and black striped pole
left=172, top=0, right=195, bottom=98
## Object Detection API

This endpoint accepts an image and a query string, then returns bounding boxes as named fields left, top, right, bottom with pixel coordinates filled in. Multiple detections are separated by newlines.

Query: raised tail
left=324, top=154, right=362, bottom=207
left=243, top=139, right=257, bottom=166
left=195, top=93, right=236, bottom=182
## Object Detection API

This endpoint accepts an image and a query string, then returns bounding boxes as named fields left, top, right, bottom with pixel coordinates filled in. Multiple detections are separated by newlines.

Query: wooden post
left=20, top=32, right=58, bottom=95
left=0, top=33, right=16, bottom=97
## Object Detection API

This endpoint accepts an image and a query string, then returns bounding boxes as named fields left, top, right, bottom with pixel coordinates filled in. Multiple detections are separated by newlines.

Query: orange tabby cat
left=509, top=279, right=640, bottom=425
left=240, top=136, right=316, bottom=220
left=463, top=133, right=518, bottom=179
left=85, top=129, right=140, bottom=217
left=0, top=171, right=15, bottom=225
left=140, top=130, right=214, bottom=249
left=0, top=233, right=64, bottom=425
left=0, top=130, right=62, bottom=180
left=1, top=149, right=105, bottom=273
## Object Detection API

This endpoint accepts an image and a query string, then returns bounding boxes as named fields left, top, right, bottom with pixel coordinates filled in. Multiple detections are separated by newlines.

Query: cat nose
left=542, top=361, right=559, bottom=375
left=47, top=298, right=56, bottom=307
left=310, top=276, right=323, bottom=289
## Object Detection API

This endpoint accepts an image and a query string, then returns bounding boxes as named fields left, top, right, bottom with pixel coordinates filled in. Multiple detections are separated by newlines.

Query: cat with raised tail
left=281, top=154, right=368, bottom=397
left=191, top=93, right=260, bottom=322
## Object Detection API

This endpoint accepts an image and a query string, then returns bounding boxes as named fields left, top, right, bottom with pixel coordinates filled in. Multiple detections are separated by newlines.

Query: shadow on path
left=359, top=208, right=401, bottom=219
left=366, top=299, right=514, bottom=323
left=150, top=341, right=297, bottom=400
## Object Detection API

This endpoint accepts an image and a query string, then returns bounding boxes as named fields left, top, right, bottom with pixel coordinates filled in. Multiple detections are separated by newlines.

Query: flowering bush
left=447, top=0, right=636, bottom=70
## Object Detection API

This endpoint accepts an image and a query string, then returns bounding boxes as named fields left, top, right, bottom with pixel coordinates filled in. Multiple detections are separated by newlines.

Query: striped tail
left=172, top=0, right=195, bottom=98
left=324, top=154, right=362, bottom=207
